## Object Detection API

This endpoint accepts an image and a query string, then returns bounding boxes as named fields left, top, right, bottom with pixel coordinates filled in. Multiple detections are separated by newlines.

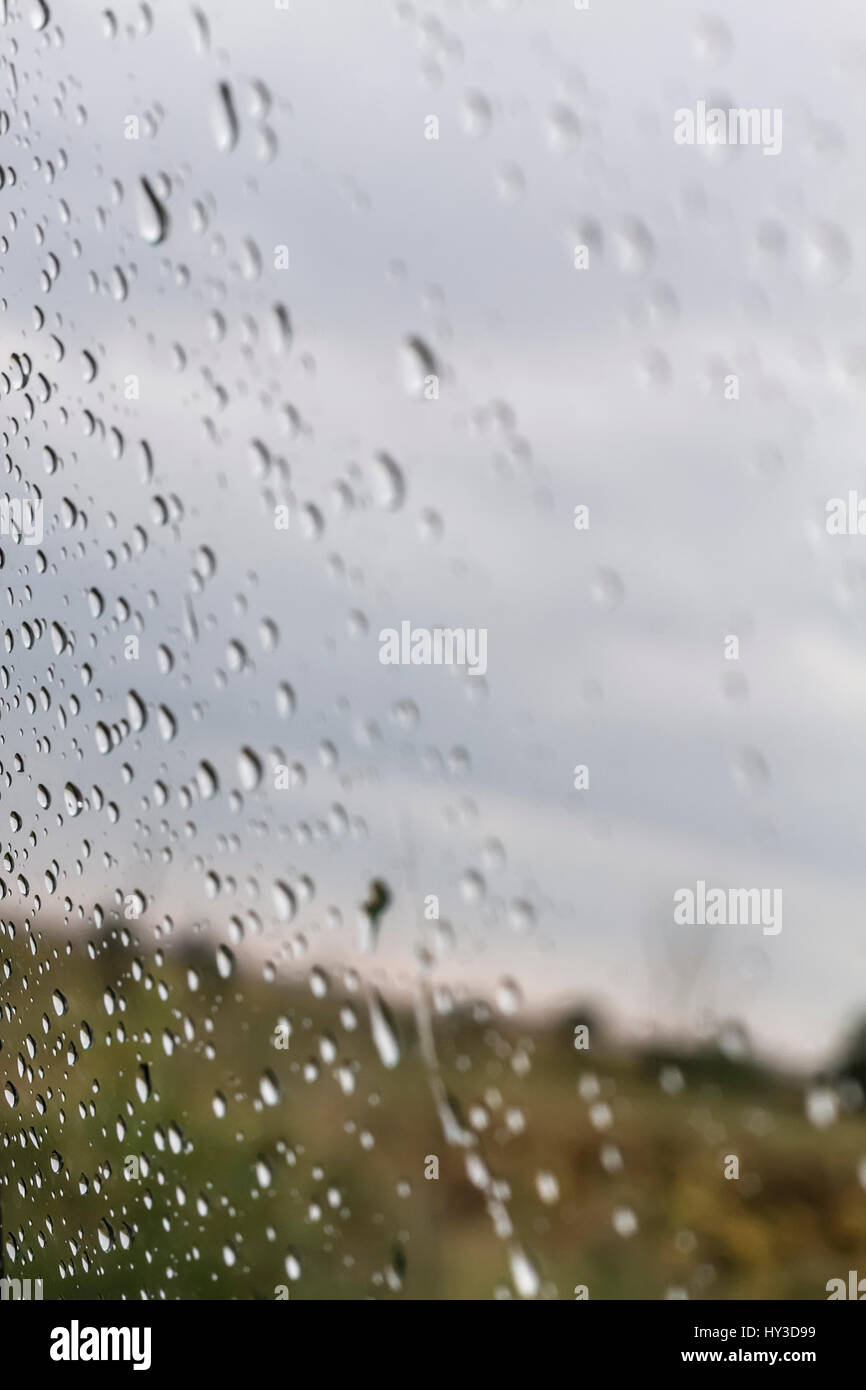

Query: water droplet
left=462, top=90, right=492, bottom=137
left=613, top=1206, right=639, bottom=1238
left=507, top=899, right=535, bottom=934
left=614, top=218, right=655, bottom=275
left=400, top=337, right=437, bottom=396
left=508, top=1245, right=540, bottom=1298
left=806, top=1085, right=838, bottom=1129
left=368, top=991, right=401, bottom=1069
left=535, top=1171, right=560, bottom=1204
left=591, top=568, right=625, bottom=610
left=547, top=103, right=581, bottom=150
left=496, top=162, right=526, bottom=203
left=731, top=746, right=769, bottom=796
left=212, top=82, right=239, bottom=153
left=260, top=1069, right=281, bottom=1106
left=370, top=452, right=405, bottom=510
left=692, top=15, right=733, bottom=67
left=238, top=747, right=262, bottom=791
left=495, top=977, right=522, bottom=1015
left=157, top=706, right=177, bottom=741
left=802, top=222, right=850, bottom=283
left=273, top=881, right=296, bottom=923
left=216, top=945, right=235, bottom=979
left=196, top=761, right=219, bottom=800
left=136, top=178, right=170, bottom=246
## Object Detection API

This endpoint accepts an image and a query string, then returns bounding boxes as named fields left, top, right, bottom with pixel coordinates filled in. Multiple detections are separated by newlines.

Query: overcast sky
left=3, top=0, right=866, bottom=1067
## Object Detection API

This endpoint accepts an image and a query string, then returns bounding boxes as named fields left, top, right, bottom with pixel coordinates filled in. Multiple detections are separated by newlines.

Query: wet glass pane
left=1, top=0, right=865, bottom=1305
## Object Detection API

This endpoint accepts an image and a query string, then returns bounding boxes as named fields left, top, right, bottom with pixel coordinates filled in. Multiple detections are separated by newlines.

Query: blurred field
left=3, top=927, right=866, bottom=1300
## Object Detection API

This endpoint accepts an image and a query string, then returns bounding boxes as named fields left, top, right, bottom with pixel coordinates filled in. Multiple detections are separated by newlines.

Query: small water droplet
left=731, top=746, right=769, bottom=796
left=370, top=452, right=405, bottom=510
left=462, top=90, right=492, bottom=137
left=591, top=568, right=625, bottom=610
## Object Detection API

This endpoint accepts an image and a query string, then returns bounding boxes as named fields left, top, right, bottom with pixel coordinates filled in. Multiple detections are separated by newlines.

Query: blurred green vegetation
left=3, top=927, right=866, bottom=1300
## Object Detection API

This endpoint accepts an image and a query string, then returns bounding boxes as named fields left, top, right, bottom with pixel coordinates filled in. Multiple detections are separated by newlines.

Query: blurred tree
left=835, top=1013, right=866, bottom=1098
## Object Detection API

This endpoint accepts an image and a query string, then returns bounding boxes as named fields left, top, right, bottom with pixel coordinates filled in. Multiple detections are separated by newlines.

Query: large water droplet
left=508, top=1245, right=540, bottom=1298
left=30, top=0, right=49, bottom=31
left=400, top=337, right=437, bottom=396
left=259, top=1069, right=281, bottom=1106
left=368, top=991, right=401, bottom=1069
left=238, top=747, right=262, bottom=791
left=136, top=178, right=170, bottom=246
left=370, top=452, right=405, bottom=510
left=212, top=82, right=239, bottom=153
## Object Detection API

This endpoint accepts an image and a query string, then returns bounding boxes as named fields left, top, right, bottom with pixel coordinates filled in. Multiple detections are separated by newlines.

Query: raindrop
left=802, top=222, right=851, bottom=283
left=273, top=881, right=296, bottom=923
left=547, top=103, right=581, bottom=150
left=368, top=991, right=401, bottom=1070
left=614, top=218, right=655, bottom=275
left=806, top=1085, right=838, bottom=1129
left=212, top=82, right=239, bottom=153
left=591, top=568, right=625, bottom=610
left=216, top=945, right=235, bottom=979
left=495, top=978, right=523, bottom=1015
left=238, top=747, right=262, bottom=791
left=136, top=178, right=170, bottom=246
left=692, top=15, right=734, bottom=67
left=613, top=1207, right=639, bottom=1238
left=508, top=1245, right=540, bottom=1299
left=400, top=337, right=437, bottom=396
left=370, top=452, right=405, bottom=510
left=259, top=1069, right=281, bottom=1106
left=462, top=90, right=492, bottom=137
left=731, top=746, right=769, bottom=796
